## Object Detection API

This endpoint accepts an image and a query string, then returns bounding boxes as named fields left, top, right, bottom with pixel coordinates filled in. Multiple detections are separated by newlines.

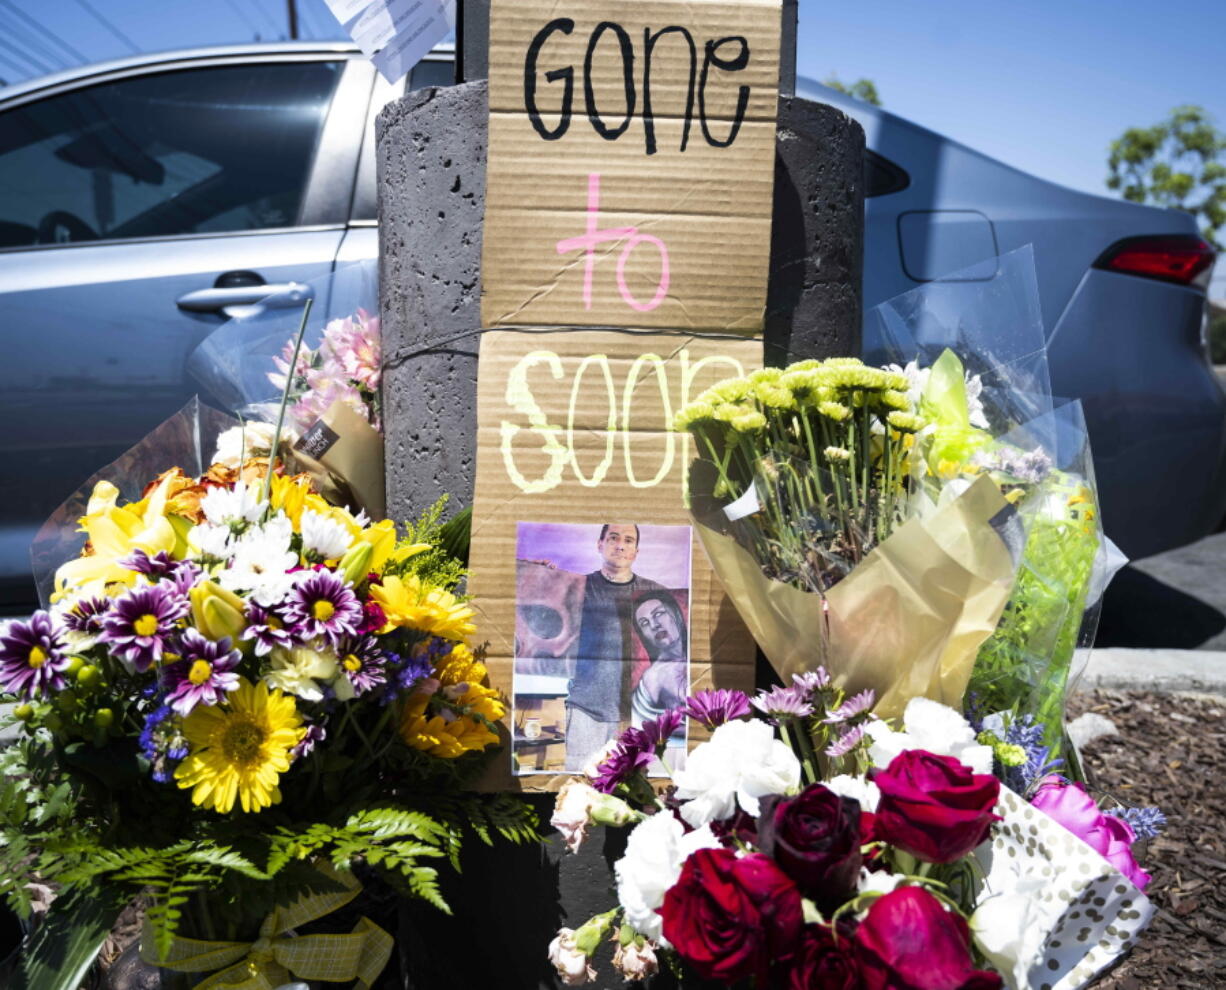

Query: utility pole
left=287, top=0, right=299, bottom=40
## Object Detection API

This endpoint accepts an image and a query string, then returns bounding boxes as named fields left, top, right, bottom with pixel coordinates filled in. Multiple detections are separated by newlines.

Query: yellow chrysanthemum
left=174, top=677, right=304, bottom=814
left=432, top=645, right=506, bottom=723
left=398, top=693, right=499, bottom=758
left=370, top=574, right=476, bottom=642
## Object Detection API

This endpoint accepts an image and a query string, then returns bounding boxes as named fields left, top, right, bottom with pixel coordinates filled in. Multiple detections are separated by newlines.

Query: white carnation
left=614, top=812, right=719, bottom=946
left=672, top=719, right=800, bottom=827
left=212, top=421, right=279, bottom=469
left=189, top=522, right=234, bottom=560
left=825, top=773, right=880, bottom=812
left=866, top=696, right=993, bottom=774
left=265, top=645, right=339, bottom=702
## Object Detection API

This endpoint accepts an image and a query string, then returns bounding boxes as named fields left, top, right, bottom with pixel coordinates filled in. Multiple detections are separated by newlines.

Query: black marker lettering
left=642, top=25, right=697, bottom=155
left=699, top=35, right=750, bottom=149
left=584, top=21, right=636, bottom=141
left=525, top=17, right=576, bottom=141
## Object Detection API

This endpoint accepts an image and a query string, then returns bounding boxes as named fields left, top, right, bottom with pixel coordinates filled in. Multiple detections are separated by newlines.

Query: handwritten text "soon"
left=500, top=349, right=747, bottom=493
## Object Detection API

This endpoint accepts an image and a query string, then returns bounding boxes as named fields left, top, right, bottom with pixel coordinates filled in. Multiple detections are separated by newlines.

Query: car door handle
left=175, top=282, right=314, bottom=313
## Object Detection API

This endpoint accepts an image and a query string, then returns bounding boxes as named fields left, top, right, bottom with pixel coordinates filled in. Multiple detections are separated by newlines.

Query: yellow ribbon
left=139, top=864, right=393, bottom=990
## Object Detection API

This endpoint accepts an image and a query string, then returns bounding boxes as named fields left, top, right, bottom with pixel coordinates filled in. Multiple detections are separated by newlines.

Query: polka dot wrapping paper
left=974, top=787, right=1154, bottom=990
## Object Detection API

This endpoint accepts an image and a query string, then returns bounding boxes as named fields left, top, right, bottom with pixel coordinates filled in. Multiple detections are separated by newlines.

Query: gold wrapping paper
left=696, top=475, right=1019, bottom=718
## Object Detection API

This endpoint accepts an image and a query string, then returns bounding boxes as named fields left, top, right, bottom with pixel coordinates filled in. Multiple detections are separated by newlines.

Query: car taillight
left=1094, top=234, right=1216, bottom=290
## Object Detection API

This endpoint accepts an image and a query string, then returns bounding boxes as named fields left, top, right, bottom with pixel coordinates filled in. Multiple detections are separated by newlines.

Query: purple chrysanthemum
left=825, top=723, right=868, bottom=758
left=751, top=683, right=814, bottom=720
left=61, top=595, right=111, bottom=638
left=160, top=560, right=204, bottom=598
left=161, top=628, right=241, bottom=715
left=1118, top=805, right=1166, bottom=840
left=139, top=704, right=189, bottom=783
left=793, top=667, right=831, bottom=693
left=590, top=738, right=656, bottom=795
left=283, top=570, right=363, bottom=646
left=100, top=584, right=190, bottom=672
left=682, top=689, right=751, bottom=730
left=291, top=723, right=326, bottom=759
left=241, top=602, right=297, bottom=656
left=823, top=689, right=876, bottom=724
left=0, top=612, right=71, bottom=699
left=635, top=709, right=684, bottom=750
left=120, top=549, right=177, bottom=578
left=337, top=636, right=388, bottom=696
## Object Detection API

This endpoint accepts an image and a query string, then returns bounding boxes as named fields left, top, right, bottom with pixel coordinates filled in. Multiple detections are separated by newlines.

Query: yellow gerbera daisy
left=370, top=574, right=476, bottom=642
left=174, top=677, right=304, bottom=814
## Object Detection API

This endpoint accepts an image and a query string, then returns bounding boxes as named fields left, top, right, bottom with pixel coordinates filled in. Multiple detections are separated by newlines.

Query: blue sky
left=3, top=0, right=1224, bottom=290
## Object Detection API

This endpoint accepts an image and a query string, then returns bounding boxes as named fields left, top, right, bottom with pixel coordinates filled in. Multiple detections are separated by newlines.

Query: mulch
left=1067, top=689, right=1226, bottom=989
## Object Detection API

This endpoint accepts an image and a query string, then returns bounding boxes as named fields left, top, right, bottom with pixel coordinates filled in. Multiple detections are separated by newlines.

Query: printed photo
left=511, top=522, right=691, bottom=776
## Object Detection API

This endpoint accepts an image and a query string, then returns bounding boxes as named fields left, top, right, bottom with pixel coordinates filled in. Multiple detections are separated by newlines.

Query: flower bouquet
left=189, top=259, right=387, bottom=518
left=546, top=679, right=1162, bottom=988
left=1, top=396, right=535, bottom=988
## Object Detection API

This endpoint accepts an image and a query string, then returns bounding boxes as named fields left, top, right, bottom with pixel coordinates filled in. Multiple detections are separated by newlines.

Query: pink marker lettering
left=555, top=173, right=670, bottom=312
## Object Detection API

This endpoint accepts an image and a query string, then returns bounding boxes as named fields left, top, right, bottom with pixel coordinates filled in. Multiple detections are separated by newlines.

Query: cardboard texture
left=291, top=400, right=387, bottom=521
left=695, top=475, right=1020, bottom=719
left=468, top=330, right=762, bottom=790
left=974, top=788, right=1153, bottom=990
left=482, top=0, right=782, bottom=331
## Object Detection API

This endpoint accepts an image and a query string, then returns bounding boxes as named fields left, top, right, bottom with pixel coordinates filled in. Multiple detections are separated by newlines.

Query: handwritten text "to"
left=556, top=173, right=670, bottom=313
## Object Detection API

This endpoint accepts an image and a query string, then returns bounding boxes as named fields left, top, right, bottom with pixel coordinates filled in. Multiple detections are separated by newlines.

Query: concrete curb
left=1075, top=648, right=1226, bottom=696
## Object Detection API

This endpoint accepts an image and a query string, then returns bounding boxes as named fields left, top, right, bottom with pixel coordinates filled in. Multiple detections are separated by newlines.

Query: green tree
left=822, top=75, right=881, bottom=107
left=1107, top=105, right=1226, bottom=248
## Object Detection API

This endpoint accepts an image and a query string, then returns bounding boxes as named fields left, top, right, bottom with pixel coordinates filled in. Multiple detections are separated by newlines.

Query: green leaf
left=8, top=887, right=128, bottom=990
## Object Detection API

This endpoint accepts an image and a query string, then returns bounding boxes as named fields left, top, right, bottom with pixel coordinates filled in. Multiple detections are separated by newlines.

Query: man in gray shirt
left=565, top=523, right=663, bottom=770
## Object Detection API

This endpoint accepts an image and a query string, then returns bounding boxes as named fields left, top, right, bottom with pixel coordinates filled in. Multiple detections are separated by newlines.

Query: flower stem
left=261, top=297, right=314, bottom=516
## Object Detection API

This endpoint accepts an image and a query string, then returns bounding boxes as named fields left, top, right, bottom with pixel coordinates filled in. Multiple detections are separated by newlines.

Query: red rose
left=872, top=751, right=1000, bottom=864
left=784, top=924, right=862, bottom=990
left=757, top=784, right=862, bottom=911
left=855, top=887, right=1002, bottom=990
left=660, top=848, right=802, bottom=986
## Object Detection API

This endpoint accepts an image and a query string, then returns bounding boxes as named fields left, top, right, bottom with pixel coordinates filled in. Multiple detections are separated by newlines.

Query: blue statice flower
left=1000, top=713, right=1063, bottom=795
left=138, top=704, right=189, bottom=783
left=1118, top=805, right=1166, bottom=840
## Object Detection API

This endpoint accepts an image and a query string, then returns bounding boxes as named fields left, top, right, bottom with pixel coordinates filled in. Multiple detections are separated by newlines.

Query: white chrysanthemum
left=265, top=645, right=339, bottom=702
left=218, top=516, right=297, bottom=606
left=672, top=719, right=800, bottom=827
left=200, top=481, right=263, bottom=527
left=824, top=773, right=881, bottom=812
left=189, top=522, right=234, bottom=561
left=212, top=421, right=279, bottom=469
left=299, top=509, right=352, bottom=560
left=614, top=812, right=720, bottom=946
left=866, top=697, right=993, bottom=774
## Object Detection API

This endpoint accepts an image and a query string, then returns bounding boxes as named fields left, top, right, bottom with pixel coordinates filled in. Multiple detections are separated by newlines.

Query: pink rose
left=1030, top=776, right=1150, bottom=891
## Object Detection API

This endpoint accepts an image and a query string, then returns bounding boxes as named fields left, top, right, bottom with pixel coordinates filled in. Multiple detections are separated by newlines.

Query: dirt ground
left=1067, top=690, right=1226, bottom=989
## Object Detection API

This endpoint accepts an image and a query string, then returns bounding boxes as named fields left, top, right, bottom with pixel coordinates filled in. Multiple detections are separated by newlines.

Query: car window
left=0, top=61, right=341, bottom=248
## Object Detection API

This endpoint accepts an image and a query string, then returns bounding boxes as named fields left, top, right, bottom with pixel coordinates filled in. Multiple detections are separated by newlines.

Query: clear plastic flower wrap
left=187, top=259, right=385, bottom=517
left=679, top=247, right=1123, bottom=731
left=867, top=247, right=1125, bottom=754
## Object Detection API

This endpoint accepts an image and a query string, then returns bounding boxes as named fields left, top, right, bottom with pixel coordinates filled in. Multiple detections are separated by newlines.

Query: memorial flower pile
left=546, top=680, right=1163, bottom=988
left=0, top=432, right=534, bottom=987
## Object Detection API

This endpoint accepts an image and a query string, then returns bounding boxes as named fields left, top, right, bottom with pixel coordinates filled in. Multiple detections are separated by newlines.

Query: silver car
left=0, top=42, right=1222, bottom=610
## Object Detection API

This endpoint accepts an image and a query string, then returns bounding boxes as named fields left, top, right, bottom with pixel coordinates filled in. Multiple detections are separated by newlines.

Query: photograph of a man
left=566, top=524, right=665, bottom=769
left=511, top=522, right=691, bottom=775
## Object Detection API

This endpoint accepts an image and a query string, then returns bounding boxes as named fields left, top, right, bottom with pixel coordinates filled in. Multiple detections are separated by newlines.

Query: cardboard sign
left=482, top=0, right=782, bottom=331
left=467, top=330, right=762, bottom=789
